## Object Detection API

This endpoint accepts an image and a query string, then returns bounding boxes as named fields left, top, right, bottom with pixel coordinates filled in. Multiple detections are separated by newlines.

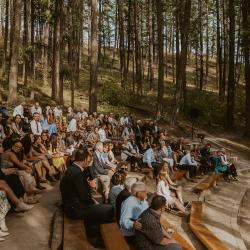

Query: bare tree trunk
left=198, top=0, right=203, bottom=90
left=226, top=0, right=235, bottom=128
left=242, top=0, right=250, bottom=136
left=8, top=0, right=22, bottom=104
left=117, top=0, right=126, bottom=89
left=51, top=0, right=61, bottom=102
left=148, top=0, right=154, bottom=91
left=134, top=0, right=142, bottom=96
left=2, top=0, right=9, bottom=76
left=89, top=0, right=98, bottom=113
left=156, top=0, right=164, bottom=120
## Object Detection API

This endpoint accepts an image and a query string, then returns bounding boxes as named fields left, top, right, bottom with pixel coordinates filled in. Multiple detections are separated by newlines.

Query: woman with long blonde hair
left=156, top=163, right=189, bottom=215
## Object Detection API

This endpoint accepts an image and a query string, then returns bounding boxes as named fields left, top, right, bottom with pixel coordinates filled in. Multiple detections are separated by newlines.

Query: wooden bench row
left=189, top=201, right=228, bottom=250
left=193, top=174, right=222, bottom=193
left=63, top=214, right=195, bottom=250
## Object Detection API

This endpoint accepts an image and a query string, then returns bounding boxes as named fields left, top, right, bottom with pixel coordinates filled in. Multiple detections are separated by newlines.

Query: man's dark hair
left=74, top=148, right=89, bottom=162
left=150, top=195, right=166, bottom=210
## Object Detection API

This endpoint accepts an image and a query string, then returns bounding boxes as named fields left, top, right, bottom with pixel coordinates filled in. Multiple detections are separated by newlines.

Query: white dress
left=156, top=180, right=175, bottom=205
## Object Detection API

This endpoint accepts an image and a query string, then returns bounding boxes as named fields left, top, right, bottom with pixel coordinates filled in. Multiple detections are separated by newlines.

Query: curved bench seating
left=193, top=174, right=222, bottom=193
left=160, top=215, right=195, bottom=250
left=189, top=201, right=228, bottom=250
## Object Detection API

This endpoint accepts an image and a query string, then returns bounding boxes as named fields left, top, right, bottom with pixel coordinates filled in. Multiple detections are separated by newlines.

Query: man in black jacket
left=60, top=148, right=114, bottom=226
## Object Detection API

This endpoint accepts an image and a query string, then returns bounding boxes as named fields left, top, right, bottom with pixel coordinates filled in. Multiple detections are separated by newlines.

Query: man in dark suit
left=60, top=148, right=114, bottom=226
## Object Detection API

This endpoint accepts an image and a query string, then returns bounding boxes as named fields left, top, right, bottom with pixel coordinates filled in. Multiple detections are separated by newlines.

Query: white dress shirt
left=31, top=106, right=42, bottom=116
left=98, top=128, right=107, bottom=142
left=13, top=105, right=24, bottom=118
left=67, top=118, right=77, bottom=132
left=54, top=107, right=62, bottom=117
left=30, top=120, right=43, bottom=135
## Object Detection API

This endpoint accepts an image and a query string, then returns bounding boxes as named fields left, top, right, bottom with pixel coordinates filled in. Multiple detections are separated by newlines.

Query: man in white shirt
left=30, top=112, right=43, bottom=135
left=77, top=107, right=88, bottom=120
left=54, top=105, right=63, bottom=118
left=13, top=102, right=26, bottom=118
left=120, top=113, right=129, bottom=126
left=67, top=116, right=79, bottom=133
left=31, top=102, right=42, bottom=116
left=179, top=150, right=199, bottom=181
left=98, top=124, right=107, bottom=142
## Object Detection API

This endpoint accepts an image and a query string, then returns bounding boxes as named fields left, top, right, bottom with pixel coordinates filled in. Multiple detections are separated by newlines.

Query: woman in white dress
left=156, top=163, right=188, bottom=215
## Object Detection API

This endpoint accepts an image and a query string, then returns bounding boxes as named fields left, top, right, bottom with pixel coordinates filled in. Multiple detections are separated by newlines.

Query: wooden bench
left=100, top=223, right=131, bottom=250
left=189, top=201, right=228, bottom=250
left=193, top=174, right=221, bottom=193
left=160, top=215, right=195, bottom=250
left=140, top=167, right=154, bottom=179
left=63, top=214, right=95, bottom=250
left=172, top=170, right=187, bottom=181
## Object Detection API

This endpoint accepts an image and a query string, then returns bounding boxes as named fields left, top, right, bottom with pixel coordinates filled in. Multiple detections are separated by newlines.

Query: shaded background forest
left=0, top=0, right=249, bottom=135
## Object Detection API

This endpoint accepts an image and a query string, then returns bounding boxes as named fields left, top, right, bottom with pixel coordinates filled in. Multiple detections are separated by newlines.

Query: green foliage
left=99, top=81, right=132, bottom=106
left=185, top=89, right=226, bottom=126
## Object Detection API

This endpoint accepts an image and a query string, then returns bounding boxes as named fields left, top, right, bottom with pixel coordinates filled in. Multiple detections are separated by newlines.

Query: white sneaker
left=0, top=230, right=10, bottom=237
left=0, top=237, right=5, bottom=242
left=0, top=219, right=8, bottom=232
left=14, top=202, right=34, bottom=212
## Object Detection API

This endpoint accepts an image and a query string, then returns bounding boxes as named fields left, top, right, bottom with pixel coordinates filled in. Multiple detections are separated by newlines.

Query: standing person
left=135, top=195, right=182, bottom=250
left=30, top=113, right=43, bottom=135
left=120, top=182, right=148, bottom=244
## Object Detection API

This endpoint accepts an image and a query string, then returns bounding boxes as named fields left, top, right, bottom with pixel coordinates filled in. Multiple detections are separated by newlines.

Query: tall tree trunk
left=156, top=0, right=164, bottom=120
left=125, top=0, right=132, bottom=80
left=205, top=0, right=209, bottom=85
left=42, top=0, right=50, bottom=86
left=171, top=0, right=191, bottom=124
left=148, top=0, right=154, bottom=91
left=221, top=0, right=229, bottom=101
left=198, top=0, right=204, bottom=91
left=2, top=0, right=9, bottom=76
left=89, top=0, right=98, bottom=113
left=23, top=0, right=31, bottom=86
left=226, top=0, right=235, bottom=128
left=51, top=0, right=61, bottom=102
left=134, top=0, right=142, bottom=96
left=117, top=0, right=126, bottom=89
left=8, top=0, right=22, bottom=104
left=242, top=0, right=250, bottom=136
left=216, top=0, right=223, bottom=97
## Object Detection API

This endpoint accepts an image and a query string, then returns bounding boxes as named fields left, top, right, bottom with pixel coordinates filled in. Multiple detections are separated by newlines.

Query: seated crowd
left=0, top=100, right=238, bottom=248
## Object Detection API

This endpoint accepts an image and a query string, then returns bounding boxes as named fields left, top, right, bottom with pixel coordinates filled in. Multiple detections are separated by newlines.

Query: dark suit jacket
left=60, top=163, right=93, bottom=210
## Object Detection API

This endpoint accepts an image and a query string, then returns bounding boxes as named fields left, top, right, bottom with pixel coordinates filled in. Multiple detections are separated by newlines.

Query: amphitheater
left=1, top=133, right=250, bottom=250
